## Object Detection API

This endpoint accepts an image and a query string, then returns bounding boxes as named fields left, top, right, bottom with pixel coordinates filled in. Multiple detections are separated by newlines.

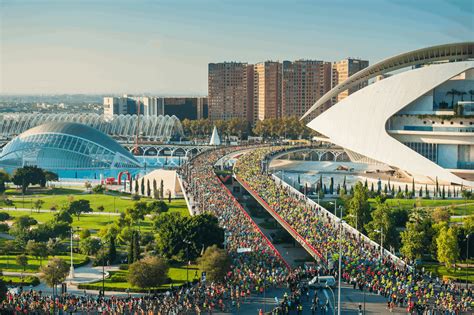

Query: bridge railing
left=234, top=174, right=327, bottom=267
left=271, top=173, right=410, bottom=270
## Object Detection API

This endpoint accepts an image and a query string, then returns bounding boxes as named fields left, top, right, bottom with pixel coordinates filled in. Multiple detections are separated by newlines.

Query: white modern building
left=304, top=42, right=474, bottom=188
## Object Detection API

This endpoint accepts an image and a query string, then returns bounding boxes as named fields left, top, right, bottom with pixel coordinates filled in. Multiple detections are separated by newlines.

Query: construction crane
left=134, top=97, right=140, bottom=155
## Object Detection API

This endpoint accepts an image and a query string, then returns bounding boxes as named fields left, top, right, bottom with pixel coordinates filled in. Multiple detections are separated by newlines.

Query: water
left=1, top=156, right=187, bottom=180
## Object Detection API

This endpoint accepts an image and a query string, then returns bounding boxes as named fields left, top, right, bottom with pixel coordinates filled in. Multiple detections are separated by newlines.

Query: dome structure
left=0, top=122, right=141, bottom=169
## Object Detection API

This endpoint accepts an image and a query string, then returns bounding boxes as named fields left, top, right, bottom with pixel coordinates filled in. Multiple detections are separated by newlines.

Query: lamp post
left=325, top=285, right=336, bottom=315
left=69, top=228, right=75, bottom=281
left=374, top=228, right=384, bottom=260
left=100, top=238, right=110, bottom=297
left=347, top=214, right=358, bottom=231
left=338, top=219, right=344, bottom=315
left=183, top=239, right=192, bottom=288
left=466, top=234, right=470, bottom=289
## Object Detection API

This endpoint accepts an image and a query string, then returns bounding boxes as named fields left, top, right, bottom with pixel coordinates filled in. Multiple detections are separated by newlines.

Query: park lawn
left=1, top=197, right=188, bottom=233
left=6, top=193, right=152, bottom=213
left=1, top=210, right=158, bottom=233
left=167, top=199, right=190, bottom=217
left=4, top=187, right=85, bottom=196
left=1, top=275, right=40, bottom=286
left=82, top=263, right=201, bottom=292
left=368, top=198, right=474, bottom=215
left=0, top=254, right=88, bottom=273
left=420, top=262, right=474, bottom=283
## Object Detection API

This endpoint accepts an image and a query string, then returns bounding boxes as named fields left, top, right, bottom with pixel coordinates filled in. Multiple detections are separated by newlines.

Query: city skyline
left=1, top=0, right=473, bottom=95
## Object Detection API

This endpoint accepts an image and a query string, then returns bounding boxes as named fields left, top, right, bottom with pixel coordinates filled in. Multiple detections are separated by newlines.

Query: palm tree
left=459, top=91, right=467, bottom=102
left=468, top=90, right=474, bottom=102
left=446, top=89, right=460, bottom=107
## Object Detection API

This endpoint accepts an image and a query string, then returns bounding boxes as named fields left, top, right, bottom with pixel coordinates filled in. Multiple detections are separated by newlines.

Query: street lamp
left=69, top=228, right=75, bottom=281
left=325, top=285, right=336, bottom=315
left=337, top=219, right=344, bottom=315
left=329, top=201, right=342, bottom=218
left=183, top=239, right=192, bottom=288
left=100, top=238, right=110, bottom=297
left=374, top=227, right=384, bottom=260
left=466, top=234, right=470, bottom=289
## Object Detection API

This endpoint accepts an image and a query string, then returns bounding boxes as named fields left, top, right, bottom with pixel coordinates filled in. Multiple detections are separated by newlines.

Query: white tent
left=209, top=126, right=221, bottom=146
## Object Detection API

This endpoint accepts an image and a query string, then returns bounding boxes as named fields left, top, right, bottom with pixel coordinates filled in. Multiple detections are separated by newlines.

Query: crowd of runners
left=234, top=146, right=473, bottom=314
left=1, top=145, right=472, bottom=314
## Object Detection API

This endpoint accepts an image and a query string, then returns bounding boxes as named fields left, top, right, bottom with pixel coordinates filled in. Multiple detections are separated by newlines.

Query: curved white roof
left=302, top=42, right=474, bottom=119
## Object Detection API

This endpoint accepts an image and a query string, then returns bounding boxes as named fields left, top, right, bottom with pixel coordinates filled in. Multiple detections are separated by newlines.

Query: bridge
left=272, top=146, right=350, bottom=162
left=123, top=144, right=212, bottom=157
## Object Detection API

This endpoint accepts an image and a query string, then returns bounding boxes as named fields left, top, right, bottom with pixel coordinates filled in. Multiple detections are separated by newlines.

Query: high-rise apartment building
left=253, top=61, right=282, bottom=121
left=332, top=58, right=369, bottom=103
left=103, top=95, right=207, bottom=120
left=282, top=60, right=332, bottom=119
left=208, top=62, right=253, bottom=121
left=103, top=97, right=128, bottom=117
left=104, top=95, right=163, bottom=118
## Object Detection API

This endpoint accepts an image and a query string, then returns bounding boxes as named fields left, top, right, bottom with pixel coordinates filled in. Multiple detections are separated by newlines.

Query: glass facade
left=403, top=142, right=438, bottom=163
left=0, top=122, right=141, bottom=170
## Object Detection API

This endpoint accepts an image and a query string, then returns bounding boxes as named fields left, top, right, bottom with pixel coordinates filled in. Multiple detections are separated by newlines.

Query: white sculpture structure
left=209, top=126, right=221, bottom=146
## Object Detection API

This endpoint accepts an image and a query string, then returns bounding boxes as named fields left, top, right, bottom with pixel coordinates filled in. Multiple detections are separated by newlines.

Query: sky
left=1, top=0, right=473, bottom=95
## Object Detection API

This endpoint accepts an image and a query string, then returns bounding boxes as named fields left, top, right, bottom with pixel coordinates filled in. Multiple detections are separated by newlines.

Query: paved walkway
left=0, top=207, right=122, bottom=216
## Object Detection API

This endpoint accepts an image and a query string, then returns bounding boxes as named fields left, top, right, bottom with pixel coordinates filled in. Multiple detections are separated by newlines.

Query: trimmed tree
left=197, top=245, right=231, bottom=282
left=128, top=256, right=169, bottom=289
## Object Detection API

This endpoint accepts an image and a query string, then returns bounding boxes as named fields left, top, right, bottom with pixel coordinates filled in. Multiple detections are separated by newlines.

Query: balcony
left=403, top=126, right=474, bottom=132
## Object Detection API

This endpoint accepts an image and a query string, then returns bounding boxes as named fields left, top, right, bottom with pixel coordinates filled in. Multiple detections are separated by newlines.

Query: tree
left=126, top=202, right=149, bottom=231
left=364, top=200, right=398, bottom=250
left=84, top=181, right=92, bottom=192
left=0, top=272, right=7, bottom=301
left=436, top=226, right=459, bottom=269
left=79, top=237, right=102, bottom=256
left=11, top=166, right=46, bottom=193
left=133, top=231, right=140, bottom=262
left=54, top=210, right=73, bottom=224
left=26, top=240, right=48, bottom=266
left=16, top=254, right=28, bottom=272
left=146, top=179, right=151, bottom=197
left=79, top=229, right=91, bottom=239
left=148, top=200, right=169, bottom=215
left=432, top=207, right=451, bottom=223
left=34, top=199, right=45, bottom=213
left=154, top=213, right=224, bottom=261
left=346, top=182, right=371, bottom=232
left=400, top=209, right=435, bottom=260
left=128, top=256, right=169, bottom=289
left=160, top=180, right=164, bottom=200
left=198, top=245, right=231, bottom=282
left=108, top=236, right=117, bottom=263
left=0, top=170, right=10, bottom=193
left=446, top=89, right=459, bottom=107
left=39, top=258, right=69, bottom=294
left=44, top=171, right=58, bottom=183
left=1, top=240, right=16, bottom=269
left=67, top=199, right=92, bottom=221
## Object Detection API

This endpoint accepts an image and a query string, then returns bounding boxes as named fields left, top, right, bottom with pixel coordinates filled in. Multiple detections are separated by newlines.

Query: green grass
left=0, top=198, right=188, bottom=232
left=420, top=262, right=474, bottom=283
left=80, top=263, right=201, bottom=292
left=4, top=192, right=149, bottom=213
left=0, top=254, right=88, bottom=273
left=1, top=275, right=40, bottom=286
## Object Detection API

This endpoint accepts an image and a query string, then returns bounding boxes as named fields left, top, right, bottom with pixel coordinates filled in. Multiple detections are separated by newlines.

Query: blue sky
left=1, top=0, right=472, bottom=95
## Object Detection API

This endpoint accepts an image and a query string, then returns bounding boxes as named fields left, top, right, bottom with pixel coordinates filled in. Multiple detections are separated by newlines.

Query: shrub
left=0, top=212, right=10, bottom=221
left=0, top=223, right=9, bottom=233
left=131, top=194, right=140, bottom=201
left=92, top=185, right=105, bottom=194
